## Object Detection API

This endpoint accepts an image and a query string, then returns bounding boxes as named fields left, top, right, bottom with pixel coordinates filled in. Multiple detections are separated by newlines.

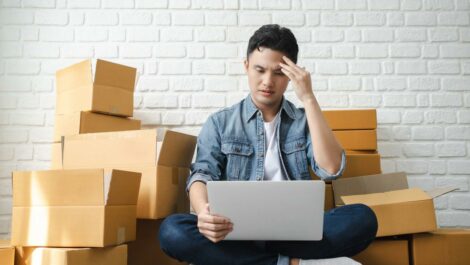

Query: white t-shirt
left=263, top=113, right=286, bottom=181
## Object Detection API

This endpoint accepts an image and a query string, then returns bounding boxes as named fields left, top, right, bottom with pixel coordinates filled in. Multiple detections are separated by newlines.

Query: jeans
left=159, top=204, right=378, bottom=265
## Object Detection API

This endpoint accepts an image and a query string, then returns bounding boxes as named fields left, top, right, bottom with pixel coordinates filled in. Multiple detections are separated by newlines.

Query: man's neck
left=258, top=103, right=282, bottom=122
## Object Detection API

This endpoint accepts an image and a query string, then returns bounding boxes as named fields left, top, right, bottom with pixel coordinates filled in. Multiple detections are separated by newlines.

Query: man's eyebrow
left=254, top=64, right=283, bottom=71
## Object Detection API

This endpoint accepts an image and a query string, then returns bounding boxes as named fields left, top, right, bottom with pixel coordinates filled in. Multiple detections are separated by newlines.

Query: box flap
left=0, top=239, right=11, bottom=248
left=332, top=172, right=409, bottom=205
left=94, top=59, right=136, bottom=92
left=56, top=60, right=93, bottom=93
left=106, top=169, right=141, bottom=206
left=425, top=186, right=458, bottom=199
left=13, top=169, right=106, bottom=206
left=341, top=188, right=430, bottom=206
left=157, top=130, right=197, bottom=168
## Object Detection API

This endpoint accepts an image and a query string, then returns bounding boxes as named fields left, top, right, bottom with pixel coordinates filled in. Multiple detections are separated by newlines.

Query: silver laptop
left=207, top=180, right=325, bottom=241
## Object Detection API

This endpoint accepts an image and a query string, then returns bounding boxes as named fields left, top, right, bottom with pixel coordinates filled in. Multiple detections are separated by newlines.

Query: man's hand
left=197, top=204, right=233, bottom=243
left=279, top=56, right=315, bottom=103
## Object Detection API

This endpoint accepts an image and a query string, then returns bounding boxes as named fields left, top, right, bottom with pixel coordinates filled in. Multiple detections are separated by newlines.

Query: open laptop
left=207, top=180, right=325, bottom=241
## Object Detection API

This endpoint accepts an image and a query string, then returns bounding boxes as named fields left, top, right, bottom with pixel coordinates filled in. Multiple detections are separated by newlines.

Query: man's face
left=244, top=47, right=290, bottom=111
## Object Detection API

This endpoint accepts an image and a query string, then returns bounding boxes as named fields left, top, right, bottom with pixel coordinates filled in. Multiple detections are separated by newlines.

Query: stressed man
left=159, top=24, right=378, bottom=265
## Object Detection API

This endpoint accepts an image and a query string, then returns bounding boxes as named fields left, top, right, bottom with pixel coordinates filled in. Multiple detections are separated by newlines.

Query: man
left=159, top=24, right=378, bottom=265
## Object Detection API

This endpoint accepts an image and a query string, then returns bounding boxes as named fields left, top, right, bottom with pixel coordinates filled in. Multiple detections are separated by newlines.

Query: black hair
left=246, top=24, right=299, bottom=63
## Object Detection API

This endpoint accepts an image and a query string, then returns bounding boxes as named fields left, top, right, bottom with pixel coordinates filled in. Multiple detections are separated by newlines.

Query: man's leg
left=266, top=204, right=378, bottom=259
left=159, top=213, right=281, bottom=265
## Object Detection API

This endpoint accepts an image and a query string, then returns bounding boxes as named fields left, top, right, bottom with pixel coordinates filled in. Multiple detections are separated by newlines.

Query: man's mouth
left=258, top=89, right=274, bottom=95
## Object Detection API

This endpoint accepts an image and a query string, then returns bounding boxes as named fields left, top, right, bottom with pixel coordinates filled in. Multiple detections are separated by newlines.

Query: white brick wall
left=0, top=0, right=469, bottom=238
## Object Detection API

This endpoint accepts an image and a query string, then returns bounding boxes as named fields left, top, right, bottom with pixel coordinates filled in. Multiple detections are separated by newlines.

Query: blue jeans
left=159, top=204, right=378, bottom=265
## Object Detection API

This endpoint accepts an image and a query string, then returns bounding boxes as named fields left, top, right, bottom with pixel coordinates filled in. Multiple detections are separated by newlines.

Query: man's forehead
left=248, top=48, right=285, bottom=69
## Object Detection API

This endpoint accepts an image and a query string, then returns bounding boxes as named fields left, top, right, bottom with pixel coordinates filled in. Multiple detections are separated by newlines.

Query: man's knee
left=159, top=214, right=193, bottom=257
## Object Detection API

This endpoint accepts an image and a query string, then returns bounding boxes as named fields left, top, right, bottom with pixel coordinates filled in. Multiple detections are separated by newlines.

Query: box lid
left=56, top=60, right=93, bottom=93
left=94, top=59, right=136, bottom=92
left=158, top=130, right=197, bottom=168
left=13, top=169, right=141, bottom=207
left=0, top=239, right=11, bottom=248
left=342, top=188, right=431, bottom=206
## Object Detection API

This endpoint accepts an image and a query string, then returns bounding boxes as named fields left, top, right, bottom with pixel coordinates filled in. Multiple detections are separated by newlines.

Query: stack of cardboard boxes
left=7, top=59, right=196, bottom=265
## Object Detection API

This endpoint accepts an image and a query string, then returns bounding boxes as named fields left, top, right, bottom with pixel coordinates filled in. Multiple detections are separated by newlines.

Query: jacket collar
left=244, top=94, right=296, bottom=122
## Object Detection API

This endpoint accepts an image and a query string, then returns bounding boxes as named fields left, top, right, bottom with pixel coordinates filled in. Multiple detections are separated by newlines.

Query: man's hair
left=246, top=24, right=299, bottom=63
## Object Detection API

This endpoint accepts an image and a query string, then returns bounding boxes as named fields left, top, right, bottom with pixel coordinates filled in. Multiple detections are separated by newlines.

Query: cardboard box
left=128, top=219, right=186, bottom=265
left=312, top=152, right=381, bottom=180
left=412, top=229, right=470, bottom=265
left=333, top=130, right=377, bottom=151
left=16, top=244, right=127, bottom=265
left=11, top=169, right=141, bottom=247
left=56, top=59, right=136, bottom=117
left=324, top=184, right=335, bottom=211
left=54, top=111, right=141, bottom=142
left=353, top=238, right=409, bottom=265
left=50, top=143, right=62, bottom=169
left=332, top=172, right=455, bottom=237
left=0, top=240, right=14, bottom=265
left=62, top=129, right=197, bottom=219
left=323, top=109, right=377, bottom=130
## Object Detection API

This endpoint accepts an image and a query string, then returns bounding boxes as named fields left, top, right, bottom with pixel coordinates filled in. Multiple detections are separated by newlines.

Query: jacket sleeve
left=186, top=114, right=225, bottom=192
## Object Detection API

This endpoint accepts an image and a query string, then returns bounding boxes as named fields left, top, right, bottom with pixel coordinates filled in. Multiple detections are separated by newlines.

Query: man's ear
left=243, top=59, right=249, bottom=73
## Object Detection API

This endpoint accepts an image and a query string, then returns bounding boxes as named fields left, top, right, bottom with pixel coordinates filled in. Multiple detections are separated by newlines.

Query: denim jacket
left=186, top=95, right=346, bottom=191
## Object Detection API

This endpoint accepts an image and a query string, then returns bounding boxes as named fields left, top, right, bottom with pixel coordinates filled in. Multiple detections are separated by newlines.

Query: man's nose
left=262, top=72, right=274, bottom=87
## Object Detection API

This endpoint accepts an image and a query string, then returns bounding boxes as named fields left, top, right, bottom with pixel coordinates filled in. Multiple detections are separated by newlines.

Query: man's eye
left=275, top=72, right=284, bottom=76
left=256, top=69, right=264, bottom=73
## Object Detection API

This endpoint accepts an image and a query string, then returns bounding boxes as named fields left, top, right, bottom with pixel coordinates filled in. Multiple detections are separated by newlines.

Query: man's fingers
left=281, top=56, right=305, bottom=74
left=279, top=62, right=300, bottom=77
left=201, top=222, right=232, bottom=232
left=200, top=228, right=232, bottom=239
left=281, top=68, right=295, bottom=81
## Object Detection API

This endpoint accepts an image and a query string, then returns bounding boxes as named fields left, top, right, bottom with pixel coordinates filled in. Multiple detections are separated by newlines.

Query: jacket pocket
left=281, top=137, right=310, bottom=179
left=221, top=141, right=253, bottom=180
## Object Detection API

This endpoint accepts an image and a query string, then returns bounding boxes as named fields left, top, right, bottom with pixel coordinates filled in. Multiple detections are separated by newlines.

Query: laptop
left=207, top=180, right=325, bottom=241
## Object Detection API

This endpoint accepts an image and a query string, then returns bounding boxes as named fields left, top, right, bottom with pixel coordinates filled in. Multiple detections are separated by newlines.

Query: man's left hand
left=279, top=56, right=315, bottom=103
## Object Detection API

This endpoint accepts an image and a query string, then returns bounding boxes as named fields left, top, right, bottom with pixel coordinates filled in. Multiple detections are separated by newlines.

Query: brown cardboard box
left=323, top=109, right=377, bottom=130
left=312, top=152, right=381, bottom=180
left=332, top=172, right=456, bottom=237
left=62, top=129, right=197, bottom=219
left=412, top=229, right=470, bottom=265
left=128, top=219, right=186, bottom=265
left=15, top=244, right=127, bottom=265
left=56, top=59, right=136, bottom=117
left=50, top=143, right=62, bottom=169
left=333, top=130, right=377, bottom=151
left=11, top=169, right=141, bottom=247
left=0, top=240, right=14, bottom=265
left=54, top=111, right=141, bottom=142
left=324, top=184, right=335, bottom=211
left=353, top=238, right=409, bottom=265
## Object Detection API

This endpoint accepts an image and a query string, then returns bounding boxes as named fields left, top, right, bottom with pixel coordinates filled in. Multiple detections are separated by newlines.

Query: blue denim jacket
left=186, top=95, right=346, bottom=191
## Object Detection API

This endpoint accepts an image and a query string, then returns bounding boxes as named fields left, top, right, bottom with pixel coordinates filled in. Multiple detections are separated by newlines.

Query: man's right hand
left=197, top=204, right=233, bottom=243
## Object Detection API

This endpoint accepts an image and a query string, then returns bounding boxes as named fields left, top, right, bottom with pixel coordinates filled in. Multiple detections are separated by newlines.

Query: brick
left=24, top=43, right=60, bottom=58
left=302, top=0, right=334, bottom=10
left=162, top=112, right=185, bottom=125
left=377, top=77, right=407, bottom=91
left=75, top=28, right=108, bottom=42
left=384, top=94, right=416, bottom=107
left=133, top=110, right=161, bottom=125
left=170, top=78, right=203, bottom=91
left=128, top=28, right=159, bottom=42
left=317, top=62, right=347, bottom=75
left=121, top=12, right=152, bottom=25
left=206, top=12, right=237, bottom=25
left=40, top=27, right=73, bottom=42
left=315, top=93, right=349, bottom=107
left=153, top=12, right=171, bottom=25
left=273, top=12, right=305, bottom=26
left=403, top=110, right=424, bottom=124
left=396, top=29, right=427, bottom=42
left=390, top=45, right=421, bottom=58
left=437, top=143, right=466, bottom=157
left=350, top=94, right=382, bottom=107
left=429, top=62, right=460, bottom=75
left=408, top=177, right=435, bottom=191
left=354, top=13, right=385, bottom=26
left=446, top=126, right=470, bottom=140
left=402, top=0, right=422, bottom=10
left=456, top=0, right=470, bottom=9
left=458, top=110, right=470, bottom=123
left=103, top=0, right=134, bottom=8
left=380, top=160, right=396, bottom=173
left=461, top=28, right=470, bottom=42
left=168, top=0, right=190, bottom=8
left=332, top=45, right=355, bottom=58
left=70, top=12, right=85, bottom=25
left=350, top=62, right=381, bottom=74
left=406, top=13, right=437, bottom=26
left=40, top=94, right=55, bottom=109
left=143, top=94, right=178, bottom=108
left=431, top=93, right=463, bottom=107
left=137, top=78, right=169, bottom=92
left=450, top=195, right=470, bottom=210
left=23, top=0, right=55, bottom=8
left=377, top=110, right=401, bottom=124
left=329, top=77, right=361, bottom=91
left=435, top=177, right=469, bottom=191
left=442, top=78, right=470, bottom=91
left=412, top=126, right=444, bottom=140
left=186, top=111, right=212, bottom=125
left=388, top=13, right=405, bottom=26
left=0, top=179, right=12, bottom=196
left=378, top=143, right=401, bottom=158
left=239, top=12, right=271, bottom=26
left=429, top=160, right=447, bottom=175
left=441, top=45, right=470, bottom=58
left=161, top=28, right=193, bottom=42
left=322, top=13, right=353, bottom=26
left=35, top=11, right=68, bottom=25
left=363, top=29, right=393, bottom=42
left=225, top=0, right=239, bottom=9
left=429, top=28, right=459, bottom=42
left=418, top=94, right=430, bottom=107
left=193, top=61, right=225, bottom=75
left=173, top=12, right=204, bottom=26
left=196, top=28, right=225, bottom=42
left=393, top=126, right=411, bottom=140
left=259, top=0, right=290, bottom=9
left=192, top=0, right=224, bottom=9
left=0, top=147, right=14, bottom=161
left=0, top=10, right=33, bottom=25
left=68, top=0, right=101, bottom=8
left=426, top=110, right=457, bottom=124
left=192, top=94, right=225, bottom=108
left=187, top=44, right=204, bottom=58
left=11, top=112, right=44, bottom=126
left=337, top=0, right=366, bottom=10
left=0, top=129, right=28, bottom=143
left=93, top=45, right=118, bottom=58
left=6, top=61, right=40, bottom=75
left=0, top=28, right=20, bottom=41
left=403, top=143, right=434, bottom=157
left=409, top=77, right=440, bottom=91
left=120, top=45, right=152, bottom=58
left=0, top=77, right=31, bottom=92
left=396, top=160, right=428, bottom=174
left=206, top=44, right=238, bottom=58
left=423, top=44, right=440, bottom=57
left=32, top=78, right=53, bottom=92
left=0, top=43, right=22, bottom=58
left=61, top=44, right=93, bottom=58
left=18, top=95, right=40, bottom=109
left=357, top=45, right=387, bottom=58
left=86, top=11, right=118, bottom=26
left=0, top=199, right=12, bottom=215
left=179, top=94, right=191, bottom=108
left=303, top=46, right=332, bottom=58
left=424, top=0, right=455, bottom=10
left=314, top=29, right=344, bottom=42
left=290, top=29, right=311, bottom=43
left=306, top=13, right=320, bottom=26
left=369, top=0, right=399, bottom=9
left=240, top=0, right=258, bottom=9
left=396, top=61, right=426, bottom=74
left=206, top=77, right=238, bottom=91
